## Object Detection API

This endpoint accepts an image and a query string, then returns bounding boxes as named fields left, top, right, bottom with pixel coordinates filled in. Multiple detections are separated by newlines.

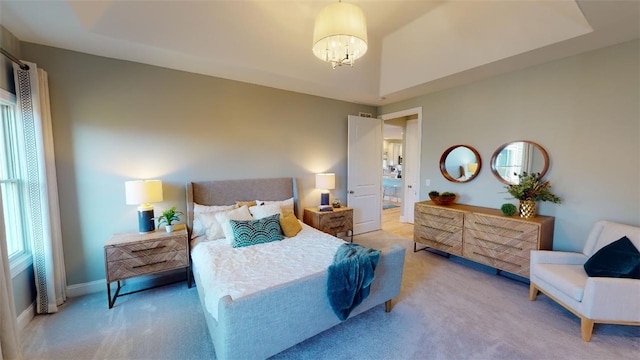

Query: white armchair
left=529, top=220, right=640, bottom=341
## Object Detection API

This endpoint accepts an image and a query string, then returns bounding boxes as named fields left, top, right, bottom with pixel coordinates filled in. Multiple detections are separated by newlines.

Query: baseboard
left=66, top=279, right=105, bottom=297
left=66, top=269, right=188, bottom=297
left=17, top=302, right=35, bottom=331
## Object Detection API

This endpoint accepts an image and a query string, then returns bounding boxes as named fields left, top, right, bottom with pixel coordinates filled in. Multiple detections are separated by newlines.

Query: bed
left=186, top=177, right=406, bottom=360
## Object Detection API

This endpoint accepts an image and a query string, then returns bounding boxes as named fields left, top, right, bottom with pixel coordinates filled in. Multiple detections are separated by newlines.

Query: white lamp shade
left=315, top=173, right=336, bottom=190
left=312, top=2, right=368, bottom=66
left=125, top=180, right=163, bottom=205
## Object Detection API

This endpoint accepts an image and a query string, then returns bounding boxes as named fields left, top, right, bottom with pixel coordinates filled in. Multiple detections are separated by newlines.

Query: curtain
left=13, top=62, right=66, bottom=314
left=0, top=191, right=22, bottom=359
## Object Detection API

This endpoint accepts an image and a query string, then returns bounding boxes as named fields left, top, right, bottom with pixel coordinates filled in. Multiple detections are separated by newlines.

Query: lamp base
left=137, top=207, right=155, bottom=233
left=320, top=192, right=330, bottom=206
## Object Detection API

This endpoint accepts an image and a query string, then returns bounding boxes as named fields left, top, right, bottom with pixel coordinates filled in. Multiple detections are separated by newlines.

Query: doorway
left=380, top=107, right=422, bottom=226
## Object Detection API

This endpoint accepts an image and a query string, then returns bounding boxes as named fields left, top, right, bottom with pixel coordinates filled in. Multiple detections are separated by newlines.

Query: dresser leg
left=108, top=281, right=122, bottom=309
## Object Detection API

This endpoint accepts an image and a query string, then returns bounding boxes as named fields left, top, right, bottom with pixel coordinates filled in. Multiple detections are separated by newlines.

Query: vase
left=519, top=200, right=536, bottom=218
left=165, top=225, right=174, bottom=233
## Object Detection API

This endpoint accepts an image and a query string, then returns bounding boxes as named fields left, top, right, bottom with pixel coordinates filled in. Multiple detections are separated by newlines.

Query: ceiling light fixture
left=312, top=0, right=368, bottom=69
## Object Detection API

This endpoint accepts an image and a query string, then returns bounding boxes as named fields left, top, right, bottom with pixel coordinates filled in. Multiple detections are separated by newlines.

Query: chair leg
left=580, top=317, right=594, bottom=342
left=529, top=283, right=539, bottom=301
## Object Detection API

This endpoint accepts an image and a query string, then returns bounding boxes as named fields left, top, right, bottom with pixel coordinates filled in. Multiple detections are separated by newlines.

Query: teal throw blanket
left=327, top=243, right=381, bottom=321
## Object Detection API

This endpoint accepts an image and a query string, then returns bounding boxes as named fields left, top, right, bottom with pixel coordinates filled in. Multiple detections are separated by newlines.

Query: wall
left=20, top=43, right=376, bottom=287
left=380, top=40, right=640, bottom=252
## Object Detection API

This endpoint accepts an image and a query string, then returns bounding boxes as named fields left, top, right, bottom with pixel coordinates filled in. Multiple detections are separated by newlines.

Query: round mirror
left=439, top=145, right=482, bottom=183
left=490, top=141, right=549, bottom=185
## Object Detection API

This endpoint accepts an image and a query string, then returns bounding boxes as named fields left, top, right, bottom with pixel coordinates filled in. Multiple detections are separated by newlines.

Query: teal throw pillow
left=583, top=236, right=640, bottom=279
left=230, top=213, right=284, bottom=248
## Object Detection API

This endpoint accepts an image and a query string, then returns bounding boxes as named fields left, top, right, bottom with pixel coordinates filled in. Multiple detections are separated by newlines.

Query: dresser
left=414, top=201, right=554, bottom=278
left=104, top=224, right=190, bottom=308
left=303, top=206, right=353, bottom=242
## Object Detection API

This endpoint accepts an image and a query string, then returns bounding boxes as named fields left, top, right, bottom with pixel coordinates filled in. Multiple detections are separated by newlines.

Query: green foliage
left=156, top=206, right=184, bottom=227
left=429, top=190, right=440, bottom=196
left=429, top=191, right=455, bottom=197
left=500, top=203, right=517, bottom=216
left=505, top=172, right=562, bottom=203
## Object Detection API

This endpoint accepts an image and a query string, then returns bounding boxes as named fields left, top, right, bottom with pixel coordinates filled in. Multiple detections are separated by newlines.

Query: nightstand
left=104, top=224, right=190, bottom=308
left=303, top=207, right=353, bottom=242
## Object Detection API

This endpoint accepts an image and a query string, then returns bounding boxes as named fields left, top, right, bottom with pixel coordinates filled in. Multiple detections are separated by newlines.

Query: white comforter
left=191, top=222, right=345, bottom=320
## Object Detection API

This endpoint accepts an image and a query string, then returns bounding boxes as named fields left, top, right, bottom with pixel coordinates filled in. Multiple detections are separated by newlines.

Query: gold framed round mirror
left=490, top=141, right=549, bottom=185
left=439, top=145, right=481, bottom=183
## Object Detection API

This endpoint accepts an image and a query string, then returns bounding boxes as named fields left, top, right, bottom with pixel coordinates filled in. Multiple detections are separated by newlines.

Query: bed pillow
left=249, top=203, right=282, bottom=219
left=280, top=212, right=302, bottom=237
left=583, top=236, right=640, bottom=279
left=230, top=213, right=284, bottom=248
left=192, top=203, right=237, bottom=239
left=255, top=197, right=294, bottom=214
left=216, top=205, right=253, bottom=243
left=236, top=200, right=257, bottom=208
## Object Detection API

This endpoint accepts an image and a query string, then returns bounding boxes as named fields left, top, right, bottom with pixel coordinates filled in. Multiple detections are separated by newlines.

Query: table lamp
left=315, top=173, right=335, bottom=208
left=125, top=180, right=163, bottom=233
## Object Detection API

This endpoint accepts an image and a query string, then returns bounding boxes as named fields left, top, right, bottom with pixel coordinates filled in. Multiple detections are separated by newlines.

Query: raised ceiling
left=1, top=0, right=638, bottom=106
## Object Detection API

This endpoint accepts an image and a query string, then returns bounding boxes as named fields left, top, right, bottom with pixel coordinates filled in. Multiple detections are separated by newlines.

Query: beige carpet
left=21, top=231, right=639, bottom=359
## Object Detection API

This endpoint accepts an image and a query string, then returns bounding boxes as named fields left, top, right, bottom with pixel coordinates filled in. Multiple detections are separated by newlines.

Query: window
left=0, top=88, right=31, bottom=275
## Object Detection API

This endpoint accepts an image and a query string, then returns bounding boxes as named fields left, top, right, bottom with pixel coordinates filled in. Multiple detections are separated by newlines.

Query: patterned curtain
left=0, top=191, right=22, bottom=359
left=13, top=62, right=66, bottom=314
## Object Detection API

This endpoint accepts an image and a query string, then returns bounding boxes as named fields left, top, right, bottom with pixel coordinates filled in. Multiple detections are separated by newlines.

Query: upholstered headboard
left=185, top=177, right=299, bottom=239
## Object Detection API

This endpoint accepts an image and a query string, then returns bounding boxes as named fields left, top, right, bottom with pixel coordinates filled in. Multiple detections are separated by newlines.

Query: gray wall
left=380, top=40, right=640, bottom=252
left=20, top=43, right=376, bottom=286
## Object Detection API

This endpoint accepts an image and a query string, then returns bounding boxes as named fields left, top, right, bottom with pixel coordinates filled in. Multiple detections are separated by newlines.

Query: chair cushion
left=533, top=264, right=588, bottom=301
left=583, top=236, right=640, bottom=279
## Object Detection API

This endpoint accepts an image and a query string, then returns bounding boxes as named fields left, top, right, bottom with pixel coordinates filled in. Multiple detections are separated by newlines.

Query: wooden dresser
left=414, top=201, right=554, bottom=278
left=104, top=224, right=190, bottom=308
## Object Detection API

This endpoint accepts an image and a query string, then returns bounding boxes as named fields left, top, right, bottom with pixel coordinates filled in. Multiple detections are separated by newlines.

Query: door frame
left=380, top=107, right=422, bottom=223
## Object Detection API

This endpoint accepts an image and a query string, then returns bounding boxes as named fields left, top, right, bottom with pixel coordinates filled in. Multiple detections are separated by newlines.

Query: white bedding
left=191, top=221, right=345, bottom=320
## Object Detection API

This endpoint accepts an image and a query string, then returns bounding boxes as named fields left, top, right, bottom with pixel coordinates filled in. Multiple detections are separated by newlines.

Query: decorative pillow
left=230, top=214, right=284, bottom=248
left=280, top=212, right=302, bottom=237
left=215, top=205, right=253, bottom=242
left=236, top=200, right=257, bottom=208
left=192, top=203, right=237, bottom=239
left=583, top=236, right=640, bottom=279
left=249, top=203, right=282, bottom=219
left=255, top=197, right=294, bottom=214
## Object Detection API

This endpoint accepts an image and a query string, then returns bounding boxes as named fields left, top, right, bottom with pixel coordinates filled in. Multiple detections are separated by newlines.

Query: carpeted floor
left=21, top=231, right=639, bottom=359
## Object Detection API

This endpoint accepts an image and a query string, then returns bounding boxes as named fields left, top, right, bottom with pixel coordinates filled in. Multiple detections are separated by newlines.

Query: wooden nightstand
left=104, top=224, right=190, bottom=308
left=303, top=207, right=353, bottom=242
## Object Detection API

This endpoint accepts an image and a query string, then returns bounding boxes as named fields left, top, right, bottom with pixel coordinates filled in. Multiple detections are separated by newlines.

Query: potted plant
left=156, top=206, right=184, bottom=232
left=505, top=172, right=561, bottom=218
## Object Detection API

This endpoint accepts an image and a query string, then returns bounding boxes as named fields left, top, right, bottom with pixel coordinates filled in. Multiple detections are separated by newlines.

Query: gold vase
left=519, top=200, right=536, bottom=218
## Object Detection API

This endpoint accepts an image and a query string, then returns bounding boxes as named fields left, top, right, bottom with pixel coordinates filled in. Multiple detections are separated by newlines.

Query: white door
left=347, top=115, right=382, bottom=234
left=402, top=119, right=419, bottom=223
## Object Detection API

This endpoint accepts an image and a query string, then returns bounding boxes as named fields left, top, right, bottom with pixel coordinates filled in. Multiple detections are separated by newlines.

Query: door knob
left=408, top=185, right=413, bottom=189
left=349, top=190, right=355, bottom=194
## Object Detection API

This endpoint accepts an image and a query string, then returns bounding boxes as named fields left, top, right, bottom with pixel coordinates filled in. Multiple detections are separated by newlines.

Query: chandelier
left=312, top=1, right=368, bottom=69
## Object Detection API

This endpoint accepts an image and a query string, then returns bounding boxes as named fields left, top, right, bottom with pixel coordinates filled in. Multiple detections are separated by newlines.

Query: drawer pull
left=471, top=252, right=520, bottom=267
left=329, top=225, right=345, bottom=230
left=329, top=216, right=346, bottom=220
left=132, top=260, right=168, bottom=269
left=420, top=236, right=452, bottom=247
left=131, top=245, right=166, bottom=253
left=473, top=222, right=524, bottom=233
left=474, top=237, right=523, bottom=251
left=420, top=224, right=455, bottom=234
left=423, top=213, right=455, bottom=221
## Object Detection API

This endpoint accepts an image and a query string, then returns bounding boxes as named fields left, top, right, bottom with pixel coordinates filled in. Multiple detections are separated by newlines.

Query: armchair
left=529, top=220, right=640, bottom=341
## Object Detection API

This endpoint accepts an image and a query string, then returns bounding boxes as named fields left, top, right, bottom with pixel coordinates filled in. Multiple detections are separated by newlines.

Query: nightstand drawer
left=106, top=250, right=188, bottom=282
left=106, top=238, right=186, bottom=261
left=318, top=212, right=352, bottom=233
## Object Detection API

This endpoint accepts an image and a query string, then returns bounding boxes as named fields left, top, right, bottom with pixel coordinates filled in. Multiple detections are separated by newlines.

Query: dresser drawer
left=107, top=250, right=188, bottom=282
left=464, top=213, right=540, bottom=244
left=414, top=223, right=463, bottom=256
left=106, top=238, right=186, bottom=262
left=462, top=243, right=529, bottom=277
left=415, top=205, right=464, bottom=227
left=464, top=228, right=536, bottom=259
